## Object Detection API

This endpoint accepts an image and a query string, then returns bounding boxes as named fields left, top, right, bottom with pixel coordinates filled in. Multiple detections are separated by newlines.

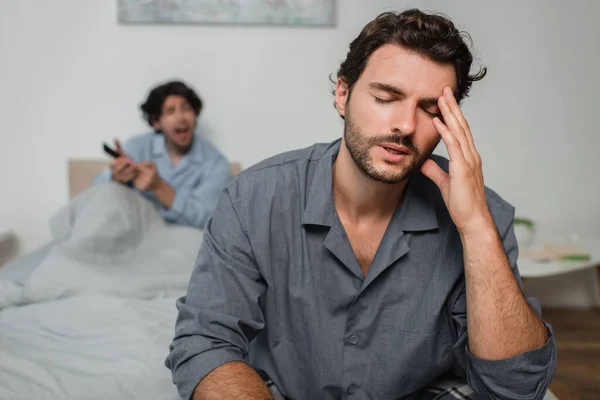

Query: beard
left=163, top=131, right=194, bottom=155
left=343, top=109, right=434, bottom=184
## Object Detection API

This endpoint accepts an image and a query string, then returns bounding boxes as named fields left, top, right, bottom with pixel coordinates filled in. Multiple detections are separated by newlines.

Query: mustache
left=366, top=134, right=419, bottom=154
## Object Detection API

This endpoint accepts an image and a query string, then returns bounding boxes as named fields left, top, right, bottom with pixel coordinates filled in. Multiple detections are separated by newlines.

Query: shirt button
left=348, top=384, right=358, bottom=394
left=349, top=334, right=359, bottom=345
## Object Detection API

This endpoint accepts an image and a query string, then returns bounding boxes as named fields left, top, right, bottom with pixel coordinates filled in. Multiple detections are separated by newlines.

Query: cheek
left=159, top=116, right=174, bottom=129
left=186, top=113, right=197, bottom=123
left=414, top=119, right=441, bottom=151
left=353, top=99, right=394, bottom=133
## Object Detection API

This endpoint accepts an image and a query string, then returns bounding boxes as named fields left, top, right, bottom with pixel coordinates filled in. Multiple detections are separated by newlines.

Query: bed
left=0, top=159, right=241, bottom=400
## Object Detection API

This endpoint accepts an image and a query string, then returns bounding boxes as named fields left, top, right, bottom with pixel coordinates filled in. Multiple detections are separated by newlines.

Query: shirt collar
left=301, top=140, right=340, bottom=227
left=391, top=172, right=439, bottom=232
left=301, top=139, right=439, bottom=232
left=151, top=133, right=167, bottom=158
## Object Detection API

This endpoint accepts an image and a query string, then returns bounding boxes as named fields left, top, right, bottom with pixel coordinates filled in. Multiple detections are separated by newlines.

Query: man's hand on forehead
left=420, top=86, right=493, bottom=236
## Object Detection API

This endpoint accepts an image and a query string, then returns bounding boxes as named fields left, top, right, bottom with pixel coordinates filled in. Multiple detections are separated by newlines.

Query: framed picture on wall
left=118, top=0, right=336, bottom=27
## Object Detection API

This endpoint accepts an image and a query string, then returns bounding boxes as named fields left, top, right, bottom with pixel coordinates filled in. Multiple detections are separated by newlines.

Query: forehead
left=162, top=95, right=189, bottom=108
left=358, top=44, right=457, bottom=95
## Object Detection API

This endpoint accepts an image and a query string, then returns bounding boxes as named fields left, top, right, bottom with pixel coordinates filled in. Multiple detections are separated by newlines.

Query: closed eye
left=374, top=97, right=394, bottom=104
left=423, top=107, right=441, bottom=118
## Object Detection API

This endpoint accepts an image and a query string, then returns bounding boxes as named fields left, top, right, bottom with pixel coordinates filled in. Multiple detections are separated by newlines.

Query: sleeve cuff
left=466, top=322, right=557, bottom=399
left=162, top=188, right=189, bottom=222
left=170, top=348, right=246, bottom=400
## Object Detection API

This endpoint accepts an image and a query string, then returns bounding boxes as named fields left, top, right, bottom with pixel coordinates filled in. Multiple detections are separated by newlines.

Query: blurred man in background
left=94, top=80, right=230, bottom=229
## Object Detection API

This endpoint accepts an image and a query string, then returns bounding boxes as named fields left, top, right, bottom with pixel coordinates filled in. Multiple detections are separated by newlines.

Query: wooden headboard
left=68, top=159, right=242, bottom=199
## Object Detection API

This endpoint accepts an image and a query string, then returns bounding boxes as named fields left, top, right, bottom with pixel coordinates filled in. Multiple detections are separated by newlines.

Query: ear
left=151, top=117, right=161, bottom=131
left=335, top=78, right=350, bottom=118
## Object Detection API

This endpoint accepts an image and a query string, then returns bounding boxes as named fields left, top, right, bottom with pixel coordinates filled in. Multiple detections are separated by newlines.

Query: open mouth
left=377, top=144, right=412, bottom=162
left=382, top=146, right=406, bottom=155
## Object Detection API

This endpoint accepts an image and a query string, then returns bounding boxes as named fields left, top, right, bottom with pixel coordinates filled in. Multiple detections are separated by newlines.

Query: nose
left=390, top=100, right=417, bottom=136
left=175, top=107, right=187, bottom=120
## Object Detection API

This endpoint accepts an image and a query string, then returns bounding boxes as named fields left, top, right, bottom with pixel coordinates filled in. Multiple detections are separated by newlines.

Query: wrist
left=458, top=212, right=497, bottom=241
left=149, top=176, right=165, bottom=192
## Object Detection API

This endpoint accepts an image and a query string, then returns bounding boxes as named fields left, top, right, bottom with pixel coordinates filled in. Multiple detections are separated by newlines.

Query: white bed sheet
left=0, top=183, right=203, bottom=400
left=0, top=241, right=55, bottom=283
left=0, top=295, right=180, bottom=400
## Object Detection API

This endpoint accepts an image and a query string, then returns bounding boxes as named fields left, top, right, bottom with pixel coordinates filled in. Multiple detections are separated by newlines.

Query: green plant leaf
left=514, top=217, right=534, bottom=228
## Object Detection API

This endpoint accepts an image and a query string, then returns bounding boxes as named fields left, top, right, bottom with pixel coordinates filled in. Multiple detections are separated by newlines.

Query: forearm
left=160, top=187, right=221, bottom=229
left=151, top=177, right=176, bottom=209
left=193, top=361, right=274, bottom=400
left=461, top=222, right=548, bottom=360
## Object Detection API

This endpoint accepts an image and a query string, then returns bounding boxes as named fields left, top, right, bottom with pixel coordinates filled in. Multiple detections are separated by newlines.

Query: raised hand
left=110, top=139, right=139, bottom=183
left=420, top=86, right=494, bottom=236
left=133, top=161, right=160, bottom=191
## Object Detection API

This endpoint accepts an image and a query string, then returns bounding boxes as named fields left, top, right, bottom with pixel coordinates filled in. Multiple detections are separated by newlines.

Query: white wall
left=1, top=1, right=598, bottom=306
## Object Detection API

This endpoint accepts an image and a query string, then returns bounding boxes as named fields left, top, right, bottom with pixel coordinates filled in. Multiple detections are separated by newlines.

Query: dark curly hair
left=335, top=9, right=486, bottom=112
left=140, top=80, right=203, bottom=127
